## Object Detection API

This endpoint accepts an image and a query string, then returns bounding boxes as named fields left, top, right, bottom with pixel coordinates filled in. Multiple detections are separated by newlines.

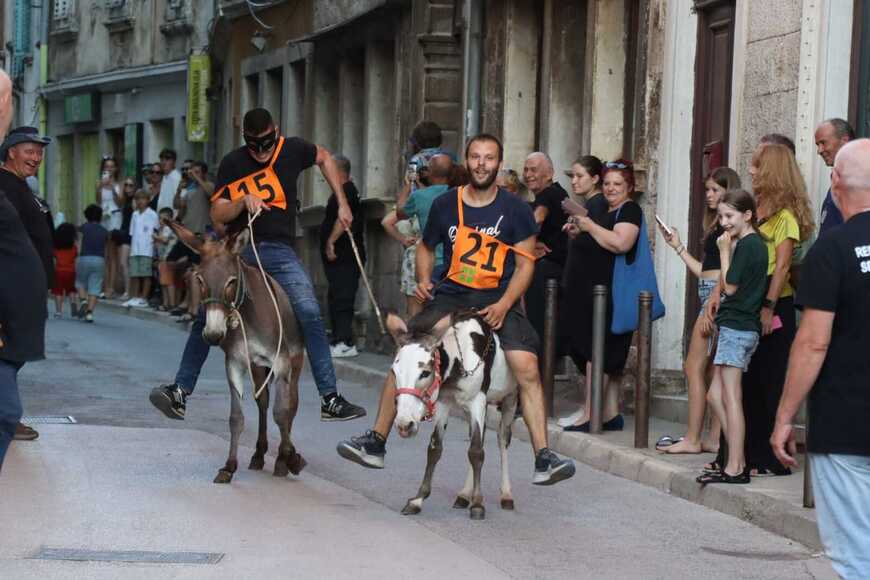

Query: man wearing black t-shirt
left=150, top=109, right=365, bottom=423
left=338, top=134, right=575, bottom=485
left=522, top=151, right=569, bottom=352
left=772, top=139, right=870, bottom=579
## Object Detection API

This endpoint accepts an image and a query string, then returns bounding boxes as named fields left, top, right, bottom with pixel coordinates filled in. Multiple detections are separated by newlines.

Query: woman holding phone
left=96, top=156, right=122, bottom=297
left=655, top=167, right=740, bottom=454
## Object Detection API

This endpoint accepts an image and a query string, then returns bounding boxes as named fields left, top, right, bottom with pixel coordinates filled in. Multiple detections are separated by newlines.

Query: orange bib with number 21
left=220, top=136, right=287, bottom=210
left=447, top=186, right=536, bottom=290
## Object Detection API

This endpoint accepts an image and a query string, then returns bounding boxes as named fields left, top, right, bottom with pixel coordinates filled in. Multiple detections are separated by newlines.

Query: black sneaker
left=149, top=383, right=187, bottom=420
left=336, top=430, right=386, bottom=469
left=533, top=448, right=576, bottom=485
left=320, top=393, right=366, bottom=422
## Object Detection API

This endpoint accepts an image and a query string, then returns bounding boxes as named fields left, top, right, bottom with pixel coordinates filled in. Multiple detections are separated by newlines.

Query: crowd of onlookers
left=48, top=149, right=214, bottom=323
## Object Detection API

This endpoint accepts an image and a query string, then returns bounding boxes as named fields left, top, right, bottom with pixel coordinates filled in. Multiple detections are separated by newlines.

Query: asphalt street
left=5, top=308, right=837, bottom=579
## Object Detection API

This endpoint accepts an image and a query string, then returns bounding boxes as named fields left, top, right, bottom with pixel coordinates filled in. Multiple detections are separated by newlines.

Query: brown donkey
left=169, top=221, right=306, bottom=483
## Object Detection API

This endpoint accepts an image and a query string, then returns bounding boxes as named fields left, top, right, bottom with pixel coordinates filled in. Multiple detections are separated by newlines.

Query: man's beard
left=468, top=166, right=498, bottom=190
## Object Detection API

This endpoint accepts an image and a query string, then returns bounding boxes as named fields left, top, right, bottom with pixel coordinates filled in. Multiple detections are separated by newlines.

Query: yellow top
left=759, top=208, right=800, bottom=298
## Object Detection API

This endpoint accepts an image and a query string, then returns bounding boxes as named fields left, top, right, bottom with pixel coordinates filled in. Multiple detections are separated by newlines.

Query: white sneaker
left=331, top=343, right=359, bottom=358
left=122, top=298, right=136, bottom=307
left=132, top=298, right=149, bottom=308
left=556, top=408, right=586, bottom=428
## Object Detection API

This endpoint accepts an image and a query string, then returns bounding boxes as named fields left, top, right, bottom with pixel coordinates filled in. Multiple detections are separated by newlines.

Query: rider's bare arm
left=210, top=196, right=246, bottom=226
left=414, top=241, right=436, bottom=301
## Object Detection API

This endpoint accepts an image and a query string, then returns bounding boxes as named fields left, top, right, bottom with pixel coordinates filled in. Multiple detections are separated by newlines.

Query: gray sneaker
left=337, top=430, right=386, bottom=469
left=533, top=448, right=576, bottom=485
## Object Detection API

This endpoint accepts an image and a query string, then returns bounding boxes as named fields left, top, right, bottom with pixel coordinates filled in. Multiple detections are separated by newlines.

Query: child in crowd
left=51, top=223, right=78, bottom=318
left=124, top=189, right=159, bottom=308
left=697, top=189, right=768, bottom=485
left=76, top=204, right=109, bottom=322
left=154, top=207, right=178, bottom=311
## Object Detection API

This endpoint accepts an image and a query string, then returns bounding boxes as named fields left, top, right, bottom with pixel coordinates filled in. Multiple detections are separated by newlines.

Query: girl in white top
left=97, top=156, right=123, bottom=298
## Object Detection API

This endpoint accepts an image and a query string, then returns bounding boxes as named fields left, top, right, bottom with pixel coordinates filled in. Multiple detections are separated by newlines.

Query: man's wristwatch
left=762, top=298, right=776, bottom=309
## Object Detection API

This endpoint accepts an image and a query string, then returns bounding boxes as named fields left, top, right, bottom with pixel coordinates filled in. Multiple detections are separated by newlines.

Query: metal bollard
left=541, top=278, right=559, bottom=418
left=590, top=285, right=607, bottom=434
left=635, top=291, right=653, bottom=448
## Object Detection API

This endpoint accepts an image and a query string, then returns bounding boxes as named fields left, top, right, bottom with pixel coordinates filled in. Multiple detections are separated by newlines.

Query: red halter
left=395, top=348, right=442, bottom=422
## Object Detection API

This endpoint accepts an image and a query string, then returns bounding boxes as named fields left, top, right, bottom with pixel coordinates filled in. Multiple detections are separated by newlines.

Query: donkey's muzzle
left=202, top=329, right=225, bottom=346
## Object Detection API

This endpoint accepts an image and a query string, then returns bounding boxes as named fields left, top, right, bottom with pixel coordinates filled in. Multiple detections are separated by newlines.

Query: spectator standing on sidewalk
left=771, top=138, right=870, bottom=579
left=154, top=207, right=178, bottom=311
left=0, top=70, right=49, bottom=467
left=76, top=205, right=109, bottom=323
left=814, top=118, right=853, bottom=235
left=96, top=156, right=122, bottom=297
left=125, top=190, right=159, bottom=308
left=156, top=149, right=181, bottom=213
left=522, top=152, right=570, bottom=357
left=320, top=155, right=366, bottom=358
left=397, top=153, right=452, bottom=278
left=0, top=123, right=54, bottom=444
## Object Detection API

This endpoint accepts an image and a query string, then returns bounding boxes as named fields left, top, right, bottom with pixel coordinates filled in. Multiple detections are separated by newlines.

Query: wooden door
left=686, top=0, right=736, bottom=342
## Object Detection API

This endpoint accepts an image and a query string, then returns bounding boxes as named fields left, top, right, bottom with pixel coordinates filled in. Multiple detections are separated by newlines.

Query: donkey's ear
left=166, top=220, right=203, bottom=255
left=385, top=311, right=409, bottom=345
left=428, top=313, right=453, bottom=342
left=227, top=228, right=251, bottom=256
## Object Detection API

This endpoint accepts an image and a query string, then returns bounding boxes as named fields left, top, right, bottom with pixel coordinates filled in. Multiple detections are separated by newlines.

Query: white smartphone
left=655, top=214, right=673, bottom=237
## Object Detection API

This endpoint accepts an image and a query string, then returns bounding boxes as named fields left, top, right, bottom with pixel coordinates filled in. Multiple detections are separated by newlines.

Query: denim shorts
left=129, top=255, right=152, bottom=278
left=811, top=453, right=870, bottom=579
left=75, top=256, right=105, bottom=296
left=697, top=278, right=717, bottom=316
left=713, top=326, right=759, bottom=371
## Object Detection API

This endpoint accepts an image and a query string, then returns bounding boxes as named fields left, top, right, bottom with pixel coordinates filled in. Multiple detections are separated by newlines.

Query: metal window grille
left=54, top=0, right=72, bottom=19
left=12, top=0, right=32, bottom=77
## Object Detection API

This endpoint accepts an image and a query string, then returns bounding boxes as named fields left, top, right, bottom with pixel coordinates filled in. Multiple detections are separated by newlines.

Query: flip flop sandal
left=655, top=435, right=684, bottom=449
left=696, top=470, right=750, bottom=485
left=702, top=461, right=722, bottom=474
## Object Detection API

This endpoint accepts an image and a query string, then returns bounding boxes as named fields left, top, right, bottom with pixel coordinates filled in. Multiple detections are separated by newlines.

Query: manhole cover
left=31, top=548, right=223, bottom=565
left=20, top=416, right=77, bottom=424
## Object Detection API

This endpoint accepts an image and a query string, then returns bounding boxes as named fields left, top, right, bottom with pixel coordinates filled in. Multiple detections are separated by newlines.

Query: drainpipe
left=462, top=0, right=483, bottom=142
left=36, top=0, right=49, bottom=198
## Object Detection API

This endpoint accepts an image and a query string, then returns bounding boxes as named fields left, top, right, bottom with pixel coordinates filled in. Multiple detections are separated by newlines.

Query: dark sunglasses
left=123, top=183, right=135, bottom=188
left=605, top=161, right=629, bottom=169
left=244, top=131, right=278, bottom=154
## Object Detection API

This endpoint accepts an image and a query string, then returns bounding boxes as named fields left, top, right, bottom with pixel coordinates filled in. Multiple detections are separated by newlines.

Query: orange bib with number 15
left=219, top=136, right=287, bottom=210
left=446, top=186, right=536, bottom=290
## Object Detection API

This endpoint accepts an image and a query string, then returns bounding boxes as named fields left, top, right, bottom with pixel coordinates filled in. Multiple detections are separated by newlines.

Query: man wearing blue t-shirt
left=397, top=153, right=451, bottom=268
left=814, top=118, right=854, bottom=235
left=337, top=134, right=575, bottom=485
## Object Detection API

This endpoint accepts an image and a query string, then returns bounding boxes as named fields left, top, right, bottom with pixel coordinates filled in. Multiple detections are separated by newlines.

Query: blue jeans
left=0, top=359, right=24, bottom=473
left=174, top=241, right=336, bottom=397
left=811, top=453, right=870, bottom=579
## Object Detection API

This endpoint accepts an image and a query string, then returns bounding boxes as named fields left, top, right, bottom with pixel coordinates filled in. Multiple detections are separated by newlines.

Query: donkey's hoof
left=453, top=496, right=470, bottom=509
left=287, top=453, right=307, bottom=475
left=470, top=506, right=486, bottom=520
left=273, top=461, right=290, bottom=478
left=248, top=455, right=265, bottom=470
left=213, top=470, right=233, bottom=484
left=500, top=498, right=515, bottom=510
left=401, top=501, right=422, bottom=516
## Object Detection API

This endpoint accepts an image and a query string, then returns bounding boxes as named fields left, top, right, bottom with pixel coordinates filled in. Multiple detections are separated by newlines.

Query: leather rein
left=395, top=348, right=443, bottom=422
left=199, top=256, right=247, bottom=312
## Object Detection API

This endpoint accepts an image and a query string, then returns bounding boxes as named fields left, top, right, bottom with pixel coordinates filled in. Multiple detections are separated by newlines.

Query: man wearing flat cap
left=0, top=124, right=54, bottom=449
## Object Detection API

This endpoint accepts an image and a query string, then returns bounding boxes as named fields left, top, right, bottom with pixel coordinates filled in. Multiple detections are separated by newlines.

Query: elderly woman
left=560, top=159, right=642, bottom=432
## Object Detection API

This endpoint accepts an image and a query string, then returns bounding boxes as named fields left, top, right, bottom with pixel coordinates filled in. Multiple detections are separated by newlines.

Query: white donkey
left=386, top=308, right=518, bottom=521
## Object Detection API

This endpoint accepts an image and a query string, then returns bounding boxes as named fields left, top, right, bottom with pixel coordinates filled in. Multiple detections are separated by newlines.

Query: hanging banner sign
left=187, top=54, right=210, bottom=142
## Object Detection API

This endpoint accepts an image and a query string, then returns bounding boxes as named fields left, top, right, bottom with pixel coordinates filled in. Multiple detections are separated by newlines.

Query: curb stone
left=101, top=300, right=823, bottom=551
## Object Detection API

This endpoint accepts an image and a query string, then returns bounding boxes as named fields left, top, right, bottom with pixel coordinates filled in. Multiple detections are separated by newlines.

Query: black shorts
left=166, top=241, right=201, bottom=265
left=414, top=291, right=540, bottom=354
left=110, top=229, right=131, bottom=245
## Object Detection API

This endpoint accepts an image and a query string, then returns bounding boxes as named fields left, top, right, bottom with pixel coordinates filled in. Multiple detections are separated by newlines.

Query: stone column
left=501, top=0, right=539, bottom=172
left=363, top=37, right=395, bottom=199
left=310, top=51, right=339, bottom=206
left=338, top=55, right=365, bottom=192
left=584, top=0, right=627, bottom=161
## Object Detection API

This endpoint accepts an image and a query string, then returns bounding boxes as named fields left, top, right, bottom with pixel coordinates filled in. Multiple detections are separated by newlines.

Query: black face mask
left=244, top=130, right=278, bottom=154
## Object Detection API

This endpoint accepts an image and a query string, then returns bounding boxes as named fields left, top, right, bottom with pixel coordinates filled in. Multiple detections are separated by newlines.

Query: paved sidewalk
left=98, top=299, right=824, bottom=551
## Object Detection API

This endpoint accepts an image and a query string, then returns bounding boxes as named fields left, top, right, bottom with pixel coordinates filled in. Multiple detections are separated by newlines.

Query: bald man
left=771, top=138, right=870, bottom=579
left=1, top=68, right=50, bottom=471
left=522, top=152, right=569, bottom=351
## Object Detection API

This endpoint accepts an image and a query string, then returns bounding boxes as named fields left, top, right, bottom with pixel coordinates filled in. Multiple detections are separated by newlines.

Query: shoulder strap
left=268, top=136, right=286, bottom=169
left=456, top=185, right=465, bottom=226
